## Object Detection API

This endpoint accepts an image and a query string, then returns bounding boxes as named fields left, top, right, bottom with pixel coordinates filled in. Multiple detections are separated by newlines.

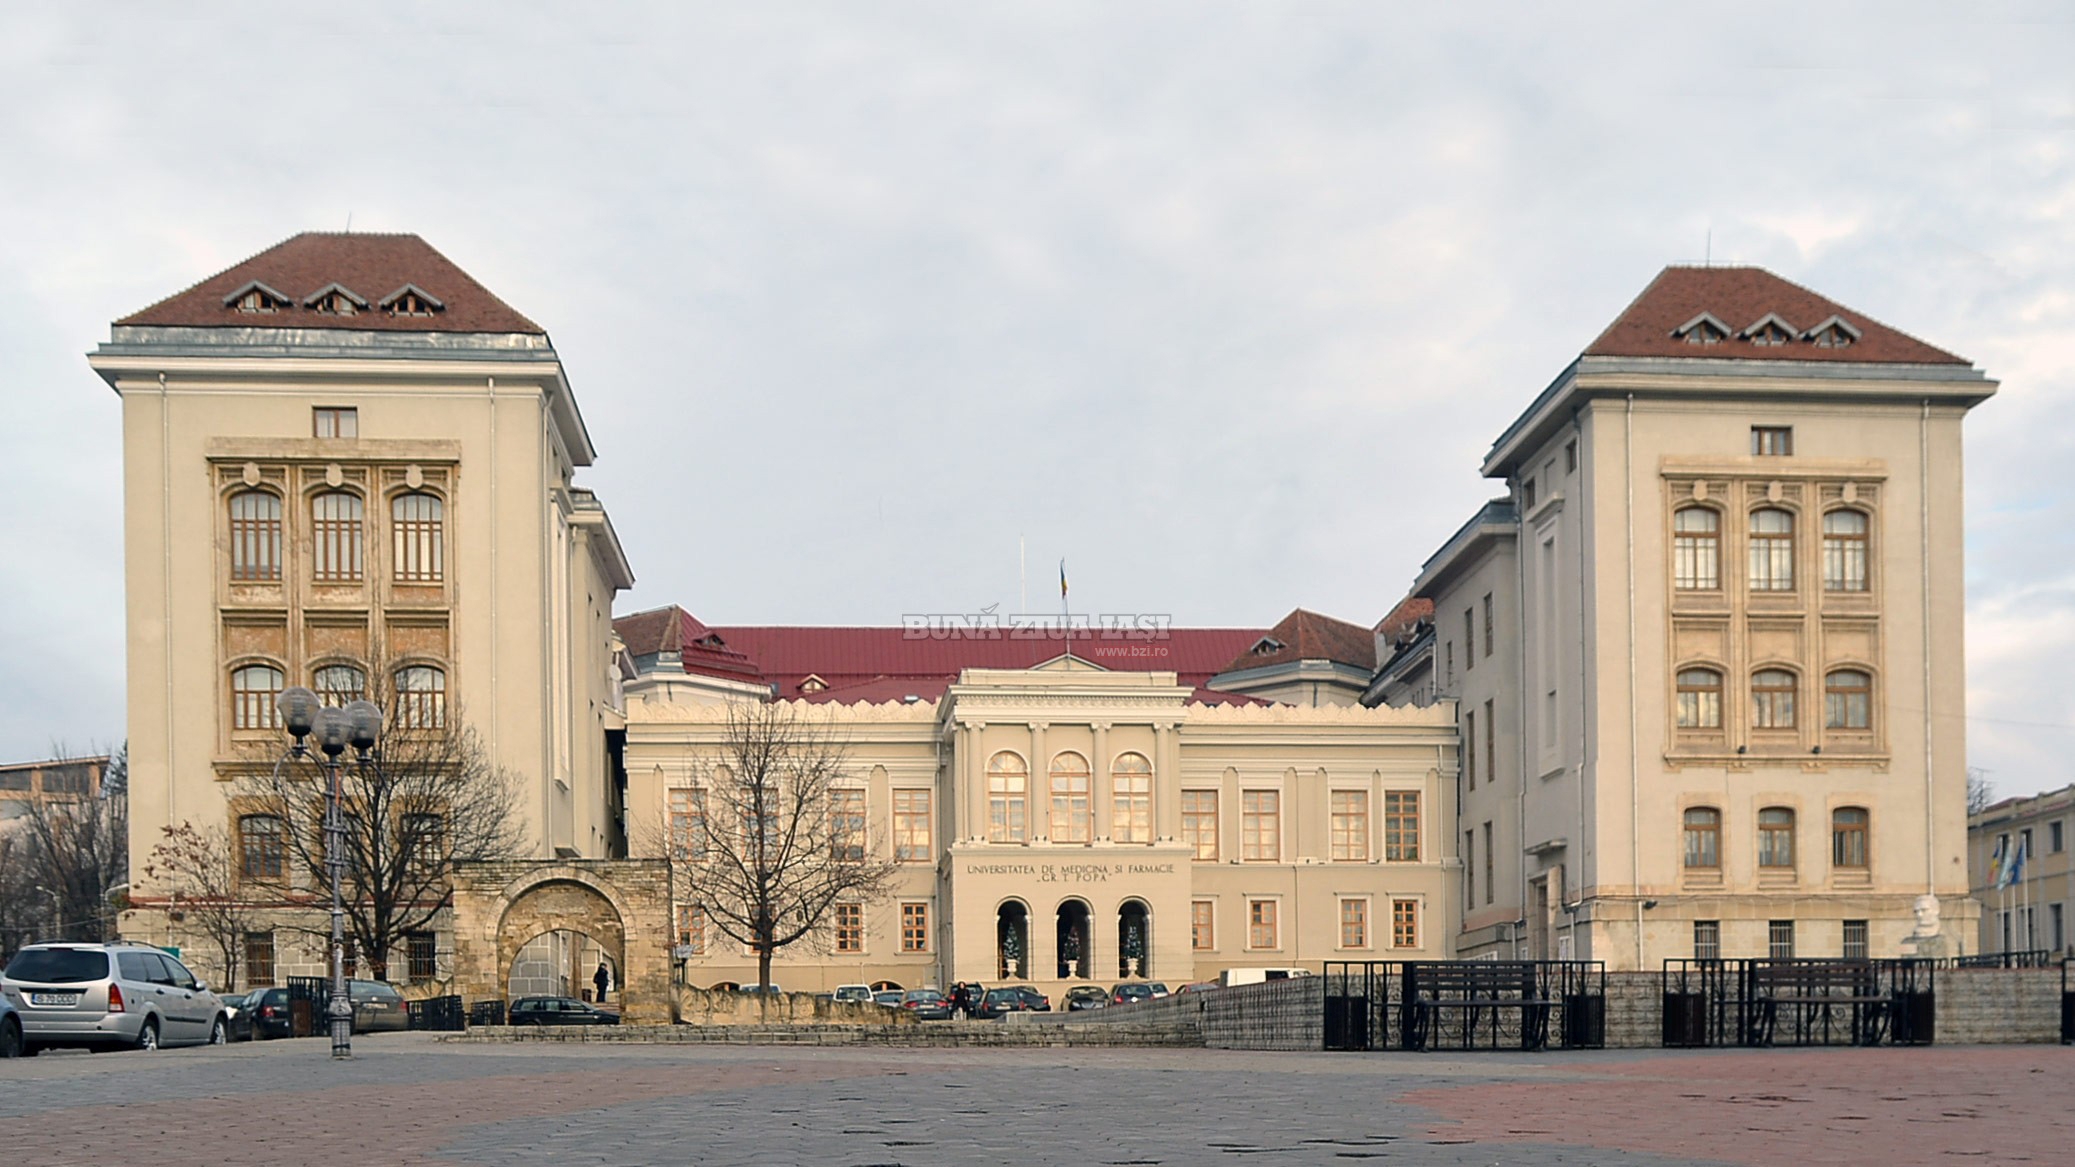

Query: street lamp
left=274, top=686, right=381, bottom=1060
left=31, top=884, right=61, bottom=941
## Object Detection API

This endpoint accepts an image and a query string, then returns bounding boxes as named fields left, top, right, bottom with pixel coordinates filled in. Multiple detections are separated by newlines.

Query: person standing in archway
left=594, top=961, right=611, bottom=1005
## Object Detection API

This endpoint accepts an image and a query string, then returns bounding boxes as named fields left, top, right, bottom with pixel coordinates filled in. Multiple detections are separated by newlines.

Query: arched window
left=1050, top=752, right=1091, bottom=844
left=1822, top=510, right=1868, bottom=592
left=1682, top=807, right=1720, bottom=869
left=1672, top=507, right=1720, bottom=590
left=1748, top=508, right=1795, bottom=591
left=311, top=491, right=364, bottom=582
left=394, top=665, right=446, bottom=730
left=1825, top=670, right=1872, bottom=730
left=231, top=664, right=284, bottom=730
left=313, top=664, right=366, bottom=706
left=1758, top=807, right=1796, bottom=869
left=1832, top=807, right=1869, bottom=869
left=239, top=814, right=286, bottom=880
left=1676, top=668, right=1723, bottom=729
left=392, top=493, right=444, bottom=583
left=986, top=752, right=1027, bottom=843
left=1111, top=752, right=1152, bottom=844
left=1751, top=668, right=1797, bottom=729
left=228, top=491, right=282, bottom=581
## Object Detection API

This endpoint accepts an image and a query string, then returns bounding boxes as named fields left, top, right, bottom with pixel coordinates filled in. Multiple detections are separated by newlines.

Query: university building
left=1368, top=267, right=1993, bottom=970
left=1969, top=786, right=2074, bottom=957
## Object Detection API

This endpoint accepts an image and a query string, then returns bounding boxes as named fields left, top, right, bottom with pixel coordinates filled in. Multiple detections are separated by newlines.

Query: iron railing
left=1323, top=960, right=1604, bottom=1052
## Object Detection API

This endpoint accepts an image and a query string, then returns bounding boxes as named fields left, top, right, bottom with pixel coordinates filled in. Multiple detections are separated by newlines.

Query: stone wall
left=1936, top=968, right=2062, bottom=1044
left=674, top=988, right=917, bottom=1027
left=448, top=859, right=675, bottom=1025
left=446, top=1021, right=1198, bottom=1047
left=1060, top=978, right=1324, bottom=1050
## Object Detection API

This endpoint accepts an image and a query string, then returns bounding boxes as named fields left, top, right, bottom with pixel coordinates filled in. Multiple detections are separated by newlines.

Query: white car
left=1, top=941, right=230, bottom=1052
left=831, top=983, right=875, bottom=1005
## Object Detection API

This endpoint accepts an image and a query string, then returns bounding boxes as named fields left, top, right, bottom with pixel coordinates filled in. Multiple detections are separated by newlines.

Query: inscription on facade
left=962, top=861, right=1177, bottom=882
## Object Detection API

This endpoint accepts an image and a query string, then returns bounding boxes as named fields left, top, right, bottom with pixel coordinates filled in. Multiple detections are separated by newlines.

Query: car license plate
left=30, top=992, right=79, bottom=1006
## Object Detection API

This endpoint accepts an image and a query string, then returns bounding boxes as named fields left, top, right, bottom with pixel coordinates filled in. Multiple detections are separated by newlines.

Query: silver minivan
left=0, top=942, right=229, bottom=1052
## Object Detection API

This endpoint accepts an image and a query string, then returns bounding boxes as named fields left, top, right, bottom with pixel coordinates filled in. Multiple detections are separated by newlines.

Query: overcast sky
left=3, top=3, right=2070, bottom=797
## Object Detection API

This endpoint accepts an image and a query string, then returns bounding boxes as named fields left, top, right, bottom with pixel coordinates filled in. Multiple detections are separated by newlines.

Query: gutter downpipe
left=160, top=372, right=176, bottom=830
left=1516, top=486, right=1531, bottom=960
left=1921, top=400, right=1936, bottom=897
left=1628, top=393, right=1643, bottom=971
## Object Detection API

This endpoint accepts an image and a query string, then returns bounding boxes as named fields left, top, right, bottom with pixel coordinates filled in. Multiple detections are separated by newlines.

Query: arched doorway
left=1056, top=899, right=1092, bottom=979
left=1117, top=900, right=1151, bottom=979
left=508, top=928, right=619, bottom=1005
left=869, top=979, right=903, bottom=992
left=997, top=900, right=1031, bottom=979
left=494, top=876, right=626, bottom=1008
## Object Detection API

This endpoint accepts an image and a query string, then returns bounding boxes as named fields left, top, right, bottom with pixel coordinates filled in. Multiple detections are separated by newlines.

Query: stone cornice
left=626, top=696, right=942, bottom=724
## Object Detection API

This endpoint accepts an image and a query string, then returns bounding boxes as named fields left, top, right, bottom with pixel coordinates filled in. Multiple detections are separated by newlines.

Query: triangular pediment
left=1031, top=652, right=1108, bottom=672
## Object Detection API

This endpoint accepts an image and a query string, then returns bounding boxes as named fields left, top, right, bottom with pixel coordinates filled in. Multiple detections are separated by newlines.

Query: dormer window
left=303, top=283, right=370, bottom=316
left=222, top=280, right=292, bottom=314
left=1803, top=315, right=1862, bottom=349
left=799, top=675, right=828, bottom=694
left=1250, top=637, right=1285, bottom=656
left=1742, top=313, right=1797, bottom=347
left=1672, top=312, right=1731, bottom=346
left=379, top=283, right=445, bottom=318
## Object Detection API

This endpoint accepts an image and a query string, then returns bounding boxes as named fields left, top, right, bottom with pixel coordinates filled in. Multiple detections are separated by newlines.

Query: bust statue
left=1911, top=894, right=1941, bottom=937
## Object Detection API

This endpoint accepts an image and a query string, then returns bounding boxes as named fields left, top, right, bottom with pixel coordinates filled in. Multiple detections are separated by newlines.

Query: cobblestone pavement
left=1, top=1033, right=2067, bottom=1165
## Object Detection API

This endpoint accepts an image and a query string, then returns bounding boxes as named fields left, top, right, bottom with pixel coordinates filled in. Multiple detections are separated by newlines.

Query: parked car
left=0, top=941, right=230, bottom=1052
left=1144, top=982, right=1171, bottom=999
left=242, top=986, right=295, bottom=1039
left=1109, top=982, right=1158, bottom=1006
left=970, top=988, right=1023, bottom=1020
left=872, top=990, right=904, bottom=1009
left=0, top=994, right=20, bottom=1058
left=946, top=981, right=986, bottom=1018
left=1173, top=980, right=1219, bottom=996
left=347, top=979, right=410, bottom=1033
left=1062, top=985, right=1109, bottom=1011
left=507, top=996, right=620, bottom=1025
left=832, top=984, right=874, bottom=1005
left=217, top=992, right=255, bottom=1041
left=1008, top=985, right=1050, bottom=1011
left=898, top=988, right=953, bottom=1020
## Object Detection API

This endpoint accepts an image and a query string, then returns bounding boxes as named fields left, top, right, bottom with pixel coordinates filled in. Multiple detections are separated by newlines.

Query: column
left=1154, top=722, right=1179, bottom=841
left=1029, top=722, right=1048, bottom=842
left=960, top=722, right=983, bottom=843
left=1091, top=722, right=1110, bottom=840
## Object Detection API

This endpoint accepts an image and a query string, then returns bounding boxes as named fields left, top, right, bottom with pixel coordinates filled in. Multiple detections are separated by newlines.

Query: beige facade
left=625, top=659, right=1457, bottom=995
left=94, top=234, right=633, bottom=987
left=1969, top=786, right=2074, bottom=957
left=1372, top=268, right=1993, bottom=969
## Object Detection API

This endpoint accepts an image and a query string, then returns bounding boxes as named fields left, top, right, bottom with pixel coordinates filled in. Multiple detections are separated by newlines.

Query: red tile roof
left=1220, top=608, right=1377, bottom=674
left=1374, top=597, right=1433, bottom=644
left=118, top=232, right=544, bottom=334
left=615, top=608, right=1267, bottom=697
left=1583, top=266, right=1967, bottom=365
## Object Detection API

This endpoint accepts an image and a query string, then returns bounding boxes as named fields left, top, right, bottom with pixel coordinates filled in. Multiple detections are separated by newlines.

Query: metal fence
left=2062, top=960, right=2074, bottom=1045
left=1323, top=960, right=1605, bottom=1052
left=1660, top=958, right=1934, bottom=1048
left=407, top=995, right=467, bottom=1031
left=285, top=976, right=329, bottom=1038
left=1950, top=949, right=2056, bottom=969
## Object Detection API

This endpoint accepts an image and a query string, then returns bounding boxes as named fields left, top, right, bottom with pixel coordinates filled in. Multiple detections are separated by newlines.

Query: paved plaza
left=1, top=1034, right=2067, bottom=1165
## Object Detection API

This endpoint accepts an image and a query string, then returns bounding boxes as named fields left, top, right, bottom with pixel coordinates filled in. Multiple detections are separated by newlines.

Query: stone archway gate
left=450, top=859, right=673, bottom=1026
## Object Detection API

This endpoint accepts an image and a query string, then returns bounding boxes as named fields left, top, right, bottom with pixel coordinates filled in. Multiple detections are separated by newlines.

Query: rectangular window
left=1693, top=920, right=1720, bottom=961
left=406, top=932, right=437, bottom=981
left=830, top=789, right=866, bottom=862
left=1769, top=919, right=1795, bottom=959
left=1384, top=791, right=1420, bottom=861
left=1111, top=758, right=1152, bottom=844
left=1832, top=809, right=1869, bottom=869
left=676, top=903, right=706, bottom=954
left=1241, top=791, right=1280, bottom=861
left=1465, top=829, right=1476, bottom=905
left=1464, top=609, right=1475, bottom=670
left=1182, top=790, right=1219, bottom=860
left=1191, top=900, right=1215, bottom=951
left=243, top=931, right=275, bottom=988
left=311, top=492, right=364, bottom=582
left=1482, top=593, right=1494, bottom=655
left=1330, top=790, right=1369, bottom=861
left=1392, top=899, right=1420, bottom=948
left=2053, top=821, right=2065, bottom=854
left=1749, top=509, right=1796, bottom=592
left=668, top=788, right=707, bottom=859
left=1684, top=809, right=1721, bottom=869
left=391, top=493, right=445, bottom=583
left=1247, top=899, right=1279, bottom=950
left=1759, top=809, right=1796, bottom=869
left=1339, top=898, right=1368, bottom=948
left=1483, top=821, right=1494, bottom=904
left=1050, top=759, right=1092, bottom=844
left=1752, top=426, right=1793, bottom=456
left=228, top=493, right=282, bottom=582
left=2053, top=904, right=2064, bottom=951
left=313, top=407, right=358, bottom=439
left=900, top=903, right=929, bottom=953
left=1673, top=508, right=1721, bottom=590
left=1464, top=710, right=1476, bottom=792
left=834, top=903, right=863, bottom=953
left=1445, top=641, right=1454, bottom=684
left=1483, top=699, right=1495, bottom=785
left=1841, top=919, right=1868, bottom=960
left=1565, top=438, right=1578, bottom=474
left=1522, top=477, right=1537, bottom=511
left=893, top=789, right=932, bottom=862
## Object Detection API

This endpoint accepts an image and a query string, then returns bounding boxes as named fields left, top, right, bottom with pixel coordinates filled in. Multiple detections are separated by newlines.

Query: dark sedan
left=508, top=996, right=621, bottom=1025
left=897, top=988, right=953, bottom=1021
left=972, top=986, right=1050, bottom=1019
left=218, top=992, right=256, bottom=1041
left=242, top=986, right=295, bottom=1039
left=1062, top=985, right=1109, bottom=1011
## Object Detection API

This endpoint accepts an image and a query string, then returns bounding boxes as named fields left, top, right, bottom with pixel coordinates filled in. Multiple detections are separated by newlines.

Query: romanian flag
left=1988, top=834, right=2008, bottom=887
left=1059, top=559, right=1068, bottom=599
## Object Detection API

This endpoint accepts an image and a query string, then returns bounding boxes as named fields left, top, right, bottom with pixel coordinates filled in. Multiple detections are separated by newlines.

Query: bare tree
left=234, top=678, right=525, bottom=981
left=663, top=700, right=898, bottom=998
left=17, top=747, right=127, bottom=944
left=1967, top=768, right=1996, bottom=816
left=141, top=821, right=258, bottom=991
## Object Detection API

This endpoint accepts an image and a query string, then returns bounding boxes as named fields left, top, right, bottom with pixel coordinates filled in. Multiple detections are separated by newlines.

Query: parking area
left=1, top=1033, right=2068, bottom=1165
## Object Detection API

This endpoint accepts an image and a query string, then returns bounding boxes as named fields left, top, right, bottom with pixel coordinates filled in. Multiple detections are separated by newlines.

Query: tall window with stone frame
left=1842, top=919, right=1869, bottom=959
left=403, top=813, right=445, bottom=880
left=830, top=789, right=866, bottom=861
left=395, top=665, right=447, bottom=729
left=676, top=903, right=705, bottom=953
left=986, top=752, right=1028, bottom=843
left=312, top=663, right=366, bottom=706
left=1464, top=709, right=1477, bottom=791
left=1247, top=899, right=1278, bottom=949
left=1692, top=920, right=1720, bottom=960
left=1464, top=829, right=1476, bottom=904
left=243, top=931, right=275, bottom=988
left=1822, top=509, right=1868, bottom=592
left=1049, top=752, right=1092, bottom=844
left=239, top=814, right=286, bottom=881
left=391, top=492, right=445, bottom=583
left=1751, top=669, right=1797, bottom=729
left=1182, top=791, right=1219, bottom=860
left=311, top=491, right=364, bottom=582
left=1676, top=668, right=1723, bottom=729
left=1384, top=790, right=1420, bottom=861
left=1339, top=898, right=1369, bottom=948
left=1190, top=900, right=1215, bottom=951
left=1748, top=508, right=1795, bottom=591
left=1831, top=807, right=1869, bottom=870
left=1391, top=899, right=1419, bottom=948
left=1482, top=593, right=1494, bottom=655
left=1674, top=506, right=1721, bottom=590
left=231, top=664, right=285, bottom=731
left=229, top=491, right=282, bottom=581
left=669, top=788, right=709, bottom=859
left=1824, top=670, right=1871, bottom=730
left=1241, top=791, right=1280, bottom=861
left=1110, top=752, right=1152, bottom=843
left=1483, top=822, right=1494, bottom=904
left=406, top=932, right=437, bottom=981
left=1683, top=807, right=1721, bottom=870
left=1768, top=919, right=1795, bottom=958
left=1483, top=699, right=1495, bottom=784
left=1330, top=790, right=1369, bottom=861
left=893, top=788, right=931, bottom=861
left=1464, top=609, right=1475, bottom=669
left=900, top=902, right=930, bottom=953
left=1758, top=807, right=1796, bottom=870
left=834, top=903, right=864, bottom=953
